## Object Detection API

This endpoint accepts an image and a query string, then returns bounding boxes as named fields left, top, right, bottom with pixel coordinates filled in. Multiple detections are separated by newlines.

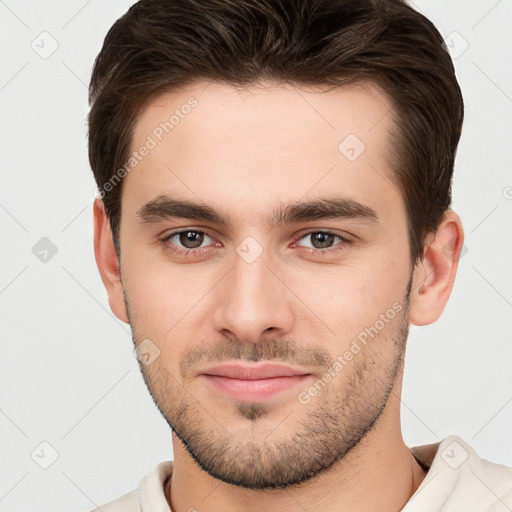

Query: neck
left=168, top=384, right=427, bottom=512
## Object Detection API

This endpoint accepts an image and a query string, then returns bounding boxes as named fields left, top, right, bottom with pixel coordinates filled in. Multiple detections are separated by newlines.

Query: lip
left=202, top=362, right=310, bottom=380
left=200, top=363, right=312, bottom=402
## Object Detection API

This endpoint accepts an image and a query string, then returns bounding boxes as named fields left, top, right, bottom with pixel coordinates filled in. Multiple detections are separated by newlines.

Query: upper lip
left=201, top=362, right=311, bottom=380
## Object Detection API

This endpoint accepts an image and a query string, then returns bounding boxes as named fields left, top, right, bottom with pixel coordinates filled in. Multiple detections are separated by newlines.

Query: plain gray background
left=1, top=0, right=511, bottom=510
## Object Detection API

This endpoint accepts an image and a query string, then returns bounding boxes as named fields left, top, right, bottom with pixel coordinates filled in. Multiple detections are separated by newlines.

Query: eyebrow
left=136, top=194, right=379, bottom=228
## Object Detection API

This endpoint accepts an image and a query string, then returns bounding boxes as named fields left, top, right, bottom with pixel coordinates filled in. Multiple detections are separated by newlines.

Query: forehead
left=124, top=80, right=402, bottom=225
left=133, top=80, right=395, bottom=154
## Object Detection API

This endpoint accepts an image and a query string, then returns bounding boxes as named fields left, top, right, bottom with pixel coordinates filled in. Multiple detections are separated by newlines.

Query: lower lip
left=202, top=375, right=311, bottom=402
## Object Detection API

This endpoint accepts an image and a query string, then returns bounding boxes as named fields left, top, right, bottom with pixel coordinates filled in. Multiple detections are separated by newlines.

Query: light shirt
left=90, top=435, right=512, bottom=511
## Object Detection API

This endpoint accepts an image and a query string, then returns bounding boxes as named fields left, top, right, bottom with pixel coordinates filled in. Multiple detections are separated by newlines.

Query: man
left=88, top=0, right=512, bottom=510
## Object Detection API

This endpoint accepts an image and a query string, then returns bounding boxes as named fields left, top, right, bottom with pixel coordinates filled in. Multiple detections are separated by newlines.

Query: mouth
left=199, top=362, right=313, bottom=402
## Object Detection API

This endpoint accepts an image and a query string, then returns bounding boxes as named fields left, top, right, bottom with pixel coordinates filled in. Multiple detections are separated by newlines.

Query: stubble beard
left=126, top=286, right=411, bottom=490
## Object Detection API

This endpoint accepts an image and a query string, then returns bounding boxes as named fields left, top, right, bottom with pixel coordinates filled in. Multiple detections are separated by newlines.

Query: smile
left=200, top=362, right=312, bottom=402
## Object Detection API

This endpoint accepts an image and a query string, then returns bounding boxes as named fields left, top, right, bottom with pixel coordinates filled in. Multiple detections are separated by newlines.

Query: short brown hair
left=88, top=0, right=464, bottom=263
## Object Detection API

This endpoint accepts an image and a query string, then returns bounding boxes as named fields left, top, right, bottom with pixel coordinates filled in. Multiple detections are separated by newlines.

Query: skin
left=94, top=80, right=464, bottom=512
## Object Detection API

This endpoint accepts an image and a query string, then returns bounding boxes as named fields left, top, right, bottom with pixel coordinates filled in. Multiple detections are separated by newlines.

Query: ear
left=409, top=210, right=464, bottom=326
left=93, top=198, right=129, bottom=324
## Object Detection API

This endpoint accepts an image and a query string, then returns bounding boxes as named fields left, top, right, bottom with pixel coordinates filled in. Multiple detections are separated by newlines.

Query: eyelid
left=160, top=227, right=218, bottom=254
left=294, top=228, right=352, bottom=241
left=160, top=226, right=215, bottom=241
left=159, top=227, right=354, bottom=257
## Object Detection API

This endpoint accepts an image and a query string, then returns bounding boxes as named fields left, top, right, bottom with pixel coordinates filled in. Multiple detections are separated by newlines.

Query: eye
left=161, top=229, right=216, bottom=255
left=294, top=230, right=351, bottom=253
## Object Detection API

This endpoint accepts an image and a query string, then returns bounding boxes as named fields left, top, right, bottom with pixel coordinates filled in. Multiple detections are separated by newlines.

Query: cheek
left=122, top=253, right=217, bottom=342
left=287, top=253, right=408, bottom=340
left=124, top=271, right=193, bottom=376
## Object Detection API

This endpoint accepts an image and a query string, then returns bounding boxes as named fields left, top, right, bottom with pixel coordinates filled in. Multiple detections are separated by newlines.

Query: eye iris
left=179, top=231, right=204, bottom=248
left=311, top=232, right=335, bottom=249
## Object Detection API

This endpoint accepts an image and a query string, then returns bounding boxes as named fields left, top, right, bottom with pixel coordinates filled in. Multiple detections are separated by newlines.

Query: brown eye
left=178, top=230, right=205, bottom=248
left=292, top=230, right=353, bottom=256
left=309, top=232, right=337, bottom=249
left=297, top=231, right=343, bottom=250
left=162, top=229, right=214, bottom=252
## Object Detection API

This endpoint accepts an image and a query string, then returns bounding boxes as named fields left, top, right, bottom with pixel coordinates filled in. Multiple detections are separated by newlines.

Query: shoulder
left=440, top=435, right=512, bottom=487
left=86, top=460, right=174, bottom=512
left=406, top=435, right=512, bottom=511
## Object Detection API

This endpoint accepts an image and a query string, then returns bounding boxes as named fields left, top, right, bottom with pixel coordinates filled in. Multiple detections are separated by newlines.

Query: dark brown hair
left=88, top=0, right=464, bottom=263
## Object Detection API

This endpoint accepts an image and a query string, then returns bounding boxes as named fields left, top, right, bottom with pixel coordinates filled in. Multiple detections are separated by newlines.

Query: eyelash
left=160, top=228, right=353, bottom=258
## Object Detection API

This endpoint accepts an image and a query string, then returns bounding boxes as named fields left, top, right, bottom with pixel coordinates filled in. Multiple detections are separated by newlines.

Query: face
left=116, top=81, right=415, bottom=489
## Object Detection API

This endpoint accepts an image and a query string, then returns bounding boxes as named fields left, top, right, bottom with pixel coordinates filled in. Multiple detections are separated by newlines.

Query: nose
left=212, top=247, right=295, bottom=344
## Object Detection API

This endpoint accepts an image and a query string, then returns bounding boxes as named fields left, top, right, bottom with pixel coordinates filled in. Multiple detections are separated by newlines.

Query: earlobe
left=93, top=198, right=130, bottom=324
left=408, top=210, right=464, bottom=326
